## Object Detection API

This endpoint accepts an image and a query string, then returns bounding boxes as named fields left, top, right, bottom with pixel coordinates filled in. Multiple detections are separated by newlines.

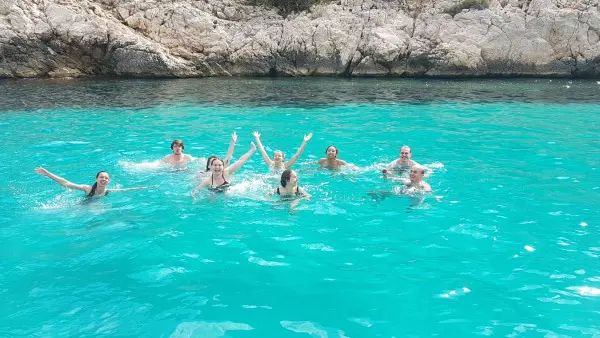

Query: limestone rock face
left=1, top=0, right=599, bottom=77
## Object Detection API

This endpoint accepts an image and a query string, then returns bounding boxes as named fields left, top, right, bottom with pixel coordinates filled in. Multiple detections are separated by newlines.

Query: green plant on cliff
left=444, top=0, right=489, bottom=16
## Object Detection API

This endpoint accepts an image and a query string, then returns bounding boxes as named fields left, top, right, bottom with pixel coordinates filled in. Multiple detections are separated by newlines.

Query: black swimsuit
left=209, top=174, right=230, bottom=193
left=87, top=185, right=109, bottom=198
left=276, top=186, right=302, bottom=197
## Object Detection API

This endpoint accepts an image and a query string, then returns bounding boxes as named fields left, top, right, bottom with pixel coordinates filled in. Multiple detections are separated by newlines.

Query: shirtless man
left=318, top=145, right=349, bottom=169
left=382, top=145, right=419, bottom=176
left=162, top=139, right=194, bottom=165
left=403, top=165, right=431, bottom=193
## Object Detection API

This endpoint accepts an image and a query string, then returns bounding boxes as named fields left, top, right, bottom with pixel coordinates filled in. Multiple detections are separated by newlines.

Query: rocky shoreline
left=1, top=0, right=599, bottom=78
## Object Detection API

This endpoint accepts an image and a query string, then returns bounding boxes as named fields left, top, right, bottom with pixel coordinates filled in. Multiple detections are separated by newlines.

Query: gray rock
left=0, top=0, right=599, bottom=77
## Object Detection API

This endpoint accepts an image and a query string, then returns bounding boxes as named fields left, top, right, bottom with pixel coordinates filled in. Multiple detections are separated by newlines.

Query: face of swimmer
left=400, top=146, right=412, bottom=162
left=171, top=140, right=184, bottom=155
left=326, top=146, right=338, bottom=159
left=96, top=171, right=110, bottom=187
left=273, top=151, right=284, bottom=164
left=287, top=171, right=298, bottom=186
left=410, top=166, right=425, bottom=182
left=210, top=158, right=225, bottom=173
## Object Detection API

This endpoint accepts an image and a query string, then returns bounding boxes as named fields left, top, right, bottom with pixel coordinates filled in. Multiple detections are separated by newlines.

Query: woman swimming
left=191, top=142, right=257, bottom=198
left=318, top=145, right=349, bottom=169
left=253, top=131, right=312, bottom=170
left=205, top=131, right=238, bottom=172
left=34, top=167, right=156, bottom=197
left=267, top=169, right=310, bottom=199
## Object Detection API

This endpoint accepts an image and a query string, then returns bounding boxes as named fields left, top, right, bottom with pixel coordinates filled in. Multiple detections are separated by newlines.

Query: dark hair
left=88, top=171, right=109, bottom=197
left=206, top=155, right=218, bottom=171
left=280, top=169, right=292, bottom=187
left=210, top=157, right=225, bottom=167
left=325, top=145, right=338, bottom=154
left=171, top=139, right=184, bottom=150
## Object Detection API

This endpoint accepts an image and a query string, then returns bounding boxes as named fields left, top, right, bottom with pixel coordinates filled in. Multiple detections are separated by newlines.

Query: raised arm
left=223, top=131, right=237, bottom=166
left=252, top=131, right=273, bottom=166
left=284, top=133, right=312, bottom=168
left=34, top=167, right=89, bottom=192
left=226, top=142, right=257, bottom=174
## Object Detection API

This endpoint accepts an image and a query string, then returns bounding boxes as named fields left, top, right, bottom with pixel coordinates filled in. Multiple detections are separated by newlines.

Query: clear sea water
left=1, top=78, right=599, bottom=337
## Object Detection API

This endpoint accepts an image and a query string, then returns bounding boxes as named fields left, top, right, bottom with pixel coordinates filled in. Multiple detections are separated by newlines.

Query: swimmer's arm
left=109, top=185, right=159, bottom=192
left=160, top=155, right=171, bottom=163
left=34, top=167, right=89, bottom=192
left=223, top=131, right=237, bottom=166
left=423, top=182, right=432, bottom=192
left=252, top=131, right=273, bottom=166
left=226, top=142, right=257, bottom=174
left=265, top=188, right=277, bottom=199
left=285, top=133, right=312, bottom=168
left=191, top=179, right=210, bottom=199
left=384, top=160, right=396, bottom=171
left=298, top=187, right=311, bottom=200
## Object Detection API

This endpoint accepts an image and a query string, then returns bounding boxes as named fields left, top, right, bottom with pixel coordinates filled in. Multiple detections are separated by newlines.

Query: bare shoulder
left=338, top=159, right=348, bottom=165
left=318, top=158, right=326, bottom=164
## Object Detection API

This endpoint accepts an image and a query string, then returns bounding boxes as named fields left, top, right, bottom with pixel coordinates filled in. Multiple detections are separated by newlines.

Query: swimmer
left=369, top=165, right=431, bottom=201
left=266, top=169, right=310, bottom=199
left=162, top=139, right=194, bottom=165
left=386, top=165, right=431, bottom=192
left=191, top=142, right=257, bottom=198
left=318, top=145, right=351, bottom=169
left=253, top=131, right=313, bottom=170
left=203, top=131, right=238, bottom=174
left=34, top=167, right=157, bottom=197
left=382, top=145, right=419, bottom=176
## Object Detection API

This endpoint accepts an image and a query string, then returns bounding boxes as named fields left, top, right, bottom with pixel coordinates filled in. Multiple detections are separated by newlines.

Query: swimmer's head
left=206, top=155, right=218, bottom=171
left=409, top=165, right=425, bottom=181
left=171, top=139, right=184, bottom=155
left=280, top=169, right=298, bottom=187
left=95, top=171, right=110, bottom=186
left=325, top=145, right=338, bottom=159
left=400, top=146, right=412, bottom=160
left=273, top=150, right=284, bottom=164
left=210, top=157, right=225, bottom=173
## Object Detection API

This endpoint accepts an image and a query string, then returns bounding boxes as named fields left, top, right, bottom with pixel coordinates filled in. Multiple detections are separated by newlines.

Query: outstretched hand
left=35, top=167, right=49, bottom=176
left=231, top=131, right=238, bottom=143
left=252, top=131, right=261, bottom=139
left=303, top=132, right=313, bottom=142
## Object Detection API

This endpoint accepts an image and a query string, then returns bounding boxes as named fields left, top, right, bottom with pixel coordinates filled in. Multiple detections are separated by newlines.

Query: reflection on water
left=1, top=78, right=598, bottom=111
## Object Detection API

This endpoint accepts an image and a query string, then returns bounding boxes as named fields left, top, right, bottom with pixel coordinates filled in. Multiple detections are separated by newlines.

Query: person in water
left=253, top=131, right=313, bottom=170
left=382, top=145, right=419, bottom=176
left=318, top=145, right=349, bottom=169
left=203, top=132, right=238, bottom=176
left=191, top=142, right=257, bottom=198
left=385, top=165, right=431, bottom=193
left=162, top=139, right=194, bottom=165
left=34, top=167, right=156, bottom=197
left=267, top=169, right=310, bottom=199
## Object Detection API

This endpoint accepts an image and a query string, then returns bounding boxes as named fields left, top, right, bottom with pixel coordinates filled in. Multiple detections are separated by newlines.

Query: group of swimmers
left=34, top=131, right=432, bottom=200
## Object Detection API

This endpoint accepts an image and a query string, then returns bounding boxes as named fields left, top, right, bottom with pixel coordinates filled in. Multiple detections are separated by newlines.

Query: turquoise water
left=1, top=78, right=600, bottom=337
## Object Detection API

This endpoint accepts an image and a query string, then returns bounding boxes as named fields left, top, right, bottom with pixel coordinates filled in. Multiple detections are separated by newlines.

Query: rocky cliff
left=1, top=0, right=599, bottom=78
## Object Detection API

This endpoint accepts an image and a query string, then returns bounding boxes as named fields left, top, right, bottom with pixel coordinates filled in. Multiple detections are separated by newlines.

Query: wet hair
left=325, top=145, right=338, bottom=154
left=411, top=166, right=425, bottom=175
left=280, top=169, right=293, bottom=187
left=171, top=139, right=184, bottom=150
left=88, top=171, right=108, bottom=197
left=210, top=157, right=225, bottom=167
left=206, top=155, right=218, bottom=171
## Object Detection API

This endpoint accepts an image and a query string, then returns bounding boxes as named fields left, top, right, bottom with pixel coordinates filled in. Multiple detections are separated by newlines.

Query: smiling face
left=273, top=151, right=284, bottom=163
left=409, top=166, right=424, bottom=182
left=400, top=146, right=411, bottom=161
left=96, top=171, right=110, bottom=187
left=326, top=146, right=338, bottom=159
left=210, top=158, right=225, bottom=173
left=288, top=170, right=298, bottom=186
